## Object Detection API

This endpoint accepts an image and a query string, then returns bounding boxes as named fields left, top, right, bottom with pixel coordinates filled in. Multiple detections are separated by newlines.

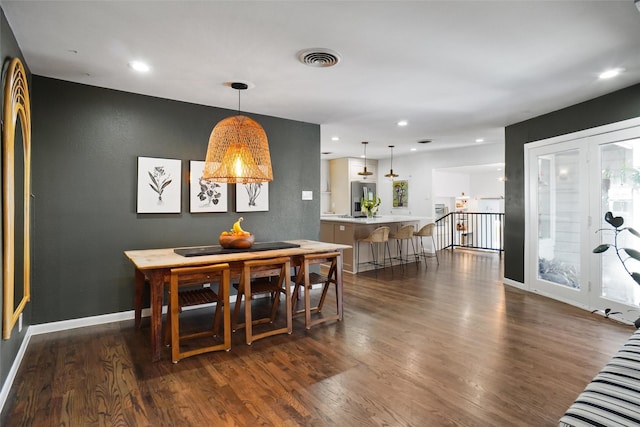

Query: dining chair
left=389, top=224, right=418, bottom=266
left=291, top=251, right=342, bottom=329
left=414, top=223, right=439, bottom=267
left=356, top=226, right=392, bottom=273
left=232, top=256, right=292, bottom=345
left=165, top=263, right=231, bottom=363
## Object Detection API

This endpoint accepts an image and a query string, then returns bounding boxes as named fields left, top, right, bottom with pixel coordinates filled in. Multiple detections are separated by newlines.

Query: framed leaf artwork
left=236, top=182, right=269, bottom=212
left=189, top=160, right=228, bottom=213
left=137, top=156, right=181, bottom=213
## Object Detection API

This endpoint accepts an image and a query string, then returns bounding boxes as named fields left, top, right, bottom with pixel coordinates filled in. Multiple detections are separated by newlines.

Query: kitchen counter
left=321, top=215, right=424, bottom=224
left=321, top=216, right=426, bottom=273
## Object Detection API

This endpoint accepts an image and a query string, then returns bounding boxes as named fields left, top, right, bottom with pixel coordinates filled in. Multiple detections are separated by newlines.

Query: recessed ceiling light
left=410, top=148, right=417, bottom=151
left=475, top=138, right=484, bottom=143
left=397, top=120, right=408, bottom=127
left=331, top=136, right=340, bottom=141
left=129, top=60, right=150, bottom=73
left=599, top=68, right=624, bottom=79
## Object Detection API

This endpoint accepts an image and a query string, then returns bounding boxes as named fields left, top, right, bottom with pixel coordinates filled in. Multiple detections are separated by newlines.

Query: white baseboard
left=0, top=328, right=32, bottom=415
left=503, top=277, right=526, bottom=290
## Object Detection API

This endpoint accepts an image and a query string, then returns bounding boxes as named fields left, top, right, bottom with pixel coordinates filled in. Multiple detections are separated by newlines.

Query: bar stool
left=414, top=223, right=439, bottom=267
left=389, top=224, right=418, bottom=266
left=291, top=252, right=342, bottom=329
left=356, top=226, right=392, bottom=273
left=165, top=263, right=231, bottom=363
left=232, top=256, right=292, bottom=345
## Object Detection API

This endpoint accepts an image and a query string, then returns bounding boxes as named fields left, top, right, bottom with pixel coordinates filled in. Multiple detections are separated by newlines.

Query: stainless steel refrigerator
left=351, top=182, right=376, bottom=217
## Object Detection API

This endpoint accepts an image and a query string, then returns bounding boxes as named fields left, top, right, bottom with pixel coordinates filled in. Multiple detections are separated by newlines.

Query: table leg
left=149, top=270, right=165, bottom=362
left=134, top=268, right=145, bottom=328
left=337, top=251, right=344, bottom=321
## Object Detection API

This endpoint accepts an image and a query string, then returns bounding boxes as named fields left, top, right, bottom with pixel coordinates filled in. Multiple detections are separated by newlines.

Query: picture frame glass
left=236, top=182, right=269, bottom=212
left=189, top=160, right=228, bottom=213
left=393, top=180, right=409, bottom=208
left=137, top=156, right=181, bottom=213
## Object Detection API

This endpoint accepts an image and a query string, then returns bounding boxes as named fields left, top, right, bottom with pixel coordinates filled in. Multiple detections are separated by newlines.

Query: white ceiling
left=2, top=0, right=640, bottom=161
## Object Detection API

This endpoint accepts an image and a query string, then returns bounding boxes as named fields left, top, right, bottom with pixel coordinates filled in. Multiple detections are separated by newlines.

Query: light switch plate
left=302, top=190, right=313, bottom=200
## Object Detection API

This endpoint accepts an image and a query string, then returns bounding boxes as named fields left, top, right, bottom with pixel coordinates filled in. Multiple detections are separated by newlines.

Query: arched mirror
left=3, top=58, right=31, bottom=339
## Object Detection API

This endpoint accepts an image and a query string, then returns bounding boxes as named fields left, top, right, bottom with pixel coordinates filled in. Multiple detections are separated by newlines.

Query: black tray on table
left=174, top=242, right=300, bottom=257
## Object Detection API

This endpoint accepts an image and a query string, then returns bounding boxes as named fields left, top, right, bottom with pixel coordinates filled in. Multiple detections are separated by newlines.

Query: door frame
left=524, top=116, right=640, bottom=317
left=525, top=139, right=590, bottom=308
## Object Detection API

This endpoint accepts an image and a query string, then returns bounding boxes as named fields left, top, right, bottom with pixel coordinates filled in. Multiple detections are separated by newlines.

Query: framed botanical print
left=189, top=160, right=228, bottom=213
left=236, top=182, right=269, bottom=212
left=137, top=156, right=181, bottom=213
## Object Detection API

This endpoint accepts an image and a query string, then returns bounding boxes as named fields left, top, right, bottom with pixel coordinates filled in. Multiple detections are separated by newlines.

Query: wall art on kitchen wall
left=392, top=180, right=409, bottom=208
left=137, top=156, right=181, bottom=213
left=189, top=160, right=227, bottom=213
left=236, top=182, right=269, bottom=212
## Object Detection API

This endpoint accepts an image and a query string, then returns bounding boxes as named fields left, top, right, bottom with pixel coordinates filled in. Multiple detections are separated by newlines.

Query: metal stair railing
left=434, top=212, right=504, bottom=253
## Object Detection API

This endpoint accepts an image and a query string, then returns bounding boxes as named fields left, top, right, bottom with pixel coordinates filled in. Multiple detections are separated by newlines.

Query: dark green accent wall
left=30, top=76, right=320, bottom=324
left=504, top=83, right=640, bottom=283
left=0, top=7, right=31, bottom=393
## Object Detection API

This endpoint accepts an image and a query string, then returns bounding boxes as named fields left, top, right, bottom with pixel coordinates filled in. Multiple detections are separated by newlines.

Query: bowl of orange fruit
left=219, top=217, right=255, bottom=249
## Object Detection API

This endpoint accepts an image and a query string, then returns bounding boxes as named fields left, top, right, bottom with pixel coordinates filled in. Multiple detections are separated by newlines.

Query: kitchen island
left=321, top=215, right=426, bottom=273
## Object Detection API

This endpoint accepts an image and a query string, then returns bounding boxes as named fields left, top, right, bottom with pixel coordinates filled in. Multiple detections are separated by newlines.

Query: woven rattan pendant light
left=202, top=82, right=273, bottom=184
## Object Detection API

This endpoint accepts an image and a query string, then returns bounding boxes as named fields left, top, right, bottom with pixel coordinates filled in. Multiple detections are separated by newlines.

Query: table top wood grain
left=124, top=239, right=351, bottom=270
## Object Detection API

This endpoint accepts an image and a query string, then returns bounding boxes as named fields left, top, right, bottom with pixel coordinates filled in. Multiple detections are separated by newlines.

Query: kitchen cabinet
left=321, top=216, right=420, bottom=273
left=329, top=158, right=378, bottom=215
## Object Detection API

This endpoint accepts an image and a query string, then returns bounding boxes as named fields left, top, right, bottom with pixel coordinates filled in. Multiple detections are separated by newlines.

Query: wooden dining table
left=124, top=239, right=350, bottom=361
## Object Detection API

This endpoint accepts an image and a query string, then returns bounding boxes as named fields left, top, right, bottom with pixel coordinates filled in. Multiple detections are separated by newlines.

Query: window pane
left=600, top=140, right=640, bottom=305
left=537, top=150, right=581, bottom=289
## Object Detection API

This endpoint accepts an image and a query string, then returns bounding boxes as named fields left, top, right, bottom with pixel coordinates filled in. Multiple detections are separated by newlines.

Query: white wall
left=320, top=159, right=331, bottom=213
left=433, top=171, right=471, bottom=198
left=470, top=171, right=505, bottom=199
left=375, top=142, right=504, bottom=221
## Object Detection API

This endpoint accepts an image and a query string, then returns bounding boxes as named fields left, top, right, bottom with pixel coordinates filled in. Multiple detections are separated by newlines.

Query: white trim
left=503, top=278, right=526, bottom=290
left=0, top=329, right=32, bottom=414
left=523, top=115, right=640, bottom=312
left=524, top=116, right=640, bottom=151
left=29, top=309, right=140, bottom=336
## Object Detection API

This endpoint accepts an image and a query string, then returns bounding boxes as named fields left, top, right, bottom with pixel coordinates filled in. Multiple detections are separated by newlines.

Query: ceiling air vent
left=417, top=139, right=432, bottom=144
left=298, top=48, right=342, bottom=68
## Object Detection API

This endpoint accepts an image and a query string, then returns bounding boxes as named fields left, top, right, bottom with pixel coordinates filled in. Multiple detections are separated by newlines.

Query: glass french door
left=528, top=141, right=589, bottom=307
left=526, top=118, right=640, bottom=322
left=590, top=135, right=640, bottom=322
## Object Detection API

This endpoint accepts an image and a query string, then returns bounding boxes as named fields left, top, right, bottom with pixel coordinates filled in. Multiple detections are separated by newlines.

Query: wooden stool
left=165, top=263, right=231, bottom=363
left=232, top=257, right=292, bottom=345
left=291, top=252, right=342, bottom=329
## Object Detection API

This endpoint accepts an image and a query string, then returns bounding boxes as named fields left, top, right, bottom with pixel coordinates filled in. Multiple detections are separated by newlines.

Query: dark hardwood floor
left=1, top=249, right=635, bottom=426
